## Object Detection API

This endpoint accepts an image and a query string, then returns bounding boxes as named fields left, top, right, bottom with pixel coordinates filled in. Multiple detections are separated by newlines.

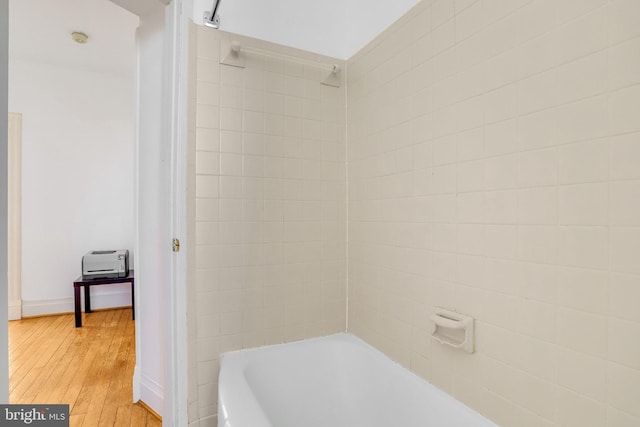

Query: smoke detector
left=71, top=32, right=88, bottom=44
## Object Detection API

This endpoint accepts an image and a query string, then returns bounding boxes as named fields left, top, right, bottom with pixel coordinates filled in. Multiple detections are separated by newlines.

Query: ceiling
left=9, top=0, right=420, bottom=76
left=8, top=0, right=139, bottom=76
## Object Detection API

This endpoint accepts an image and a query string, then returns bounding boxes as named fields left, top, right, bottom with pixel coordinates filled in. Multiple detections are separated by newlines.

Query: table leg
left=85, top=285, right=91, bottom=313
left=74, top=285, right=82, bottom=327
left=131, top=281, right=135, bottom=320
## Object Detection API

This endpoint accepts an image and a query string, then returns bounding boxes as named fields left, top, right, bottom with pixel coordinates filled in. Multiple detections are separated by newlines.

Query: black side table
left=73, top=270, right=135, bottom=327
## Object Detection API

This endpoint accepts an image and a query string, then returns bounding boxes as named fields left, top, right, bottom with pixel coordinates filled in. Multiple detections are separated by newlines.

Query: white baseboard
left=8, top=300, right=21, bottom=320
left=140, top=373, right=164, bottom=418
left=133, top=365, right=141, bottom=403
left=22, top=289, right=132, bottom=317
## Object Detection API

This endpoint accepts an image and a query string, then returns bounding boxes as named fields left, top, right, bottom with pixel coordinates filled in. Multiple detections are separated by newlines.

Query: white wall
left=134, top=3, right=169, bottom=416
left=191, top=0, right=419, bottom=59
left=8, top=59, right=136, bottom=316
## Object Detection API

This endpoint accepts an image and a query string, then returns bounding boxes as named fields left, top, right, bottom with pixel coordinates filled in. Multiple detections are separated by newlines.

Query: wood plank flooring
left=9, top=308, right=161, bottom=427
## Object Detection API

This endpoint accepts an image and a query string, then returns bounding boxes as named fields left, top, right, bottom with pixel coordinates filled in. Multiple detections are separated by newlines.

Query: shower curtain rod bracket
left=203, top=11, right=220, bottom=29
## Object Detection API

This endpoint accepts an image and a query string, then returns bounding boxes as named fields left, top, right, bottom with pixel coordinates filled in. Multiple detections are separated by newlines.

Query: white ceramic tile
left=484, top=48, right=519, bottom=91
left=483, top=0, right=524, bottom=25
left=457, top=160, right=485, bottom=193
left=611, top=228, right=640, bottom=275
left=220, top=108, right=242, bottom=131
left=519, top=262, right=558, bottom=305
left=456, top=1, right=484, bottom=41
left=606, top=405, right=640, bottom=427
left=556, top=346, right=606, bottom=401
left=516, top=0, right=558, bottom=44
left=457, top=224, right=485, bottom=255
left=557, top=308, right=607, bottom=358
left=558, top=6, right=608, bottom=64
left=558, top=139, right=608, bottom=184
left=558, top=226, right=608, bottom=270
left=432, top=20, right=456, bottom=55
left=219, top=153, right=242, bottom=176
left=609, top=272, right=640, bottom=322
left=457, top=254, right=485, bottom=288
left=608, top=362, right=640, bottom=418
left=558, top=183, right=608, bottom=225
left=456, top=34, right=486, bottom=72
left=518, top=148, right=558, bottom=188
left=558, top=0, right=608, bottom=23
left=485, top=154, right=519, bottom=190
left=485, top=225, right=518, bottom=260
left=609, top=0, right=640, bottom=45
left=517, top=109, right=557, bottom=151
left=432, top=134, right=457, bottom=166
left=484, top=84, right=517, bottom=125
left=517, top=298, right=556, bottom=341
left=610, top=36, right=640, bottom=91
left=484, top=119, right=518, bottom=157
left=457, top=192, right=485, bottom=223
left=484, top=258, right=519, bottom=295
left=513, top=370, right=557, bottom=421
left=518, top=226, right=557, bottom=265
left=609, top=318, right=640, bottom=371
left=196, top=175, right=219, bottom=198
left=555, top=386, right=606, bottom=427
left=196, top=151, right=220, bottom=176
left=557, top=51, right=607, bottom=104
left=518, top=30, right=559, bottom=79
left=456, top=64, right=485, bottom=101
left=609, top=85, right=640, bottom=135
left=220, top=130, right=242, bottom=153
left=517, top=187, right=557, bottom=225
left=485, top=190, right=517, bottom=224
left=196, top=222, right=218, bottom=246
left=196, top=198, right=219, bottom=222
left=482, top=291, right=518, bottom=330
left=556, top=95, right=608, bottom=144
left=512, top=406, right=554, bottom=427
left=517, top=69, right=557, bottom=116
left=610, top=132, right=640, bottom=180
left=557, top=267, right=607, bottom=314
left=196, top=105, right=220, bottom=129
left=196, top=128, right=220, bottom=152
left=197, top=58, right=220, bottom=83
left=610, top=180, right=640, bottom=226
left=483, top=13, right=519, bottom=59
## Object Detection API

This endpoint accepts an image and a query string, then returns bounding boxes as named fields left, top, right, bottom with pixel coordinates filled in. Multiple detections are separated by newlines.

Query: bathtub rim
left=217, top=332, right=498, bottom=427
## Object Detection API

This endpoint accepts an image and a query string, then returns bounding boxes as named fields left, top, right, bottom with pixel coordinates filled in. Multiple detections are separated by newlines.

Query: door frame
left=7, top=112, right=21, bottom=321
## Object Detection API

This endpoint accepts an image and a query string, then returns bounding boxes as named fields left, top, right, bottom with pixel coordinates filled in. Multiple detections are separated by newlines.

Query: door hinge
left=172, top=238, right=181, bottom=252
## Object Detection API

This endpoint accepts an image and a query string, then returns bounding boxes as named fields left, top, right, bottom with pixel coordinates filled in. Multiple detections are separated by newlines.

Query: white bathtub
left=218, top=333, right=498, bottom=427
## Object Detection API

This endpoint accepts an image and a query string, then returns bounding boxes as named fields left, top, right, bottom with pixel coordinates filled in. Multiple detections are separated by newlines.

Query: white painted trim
left=140, top=373, right=165, bottom=414
left=165, top=0, right=190, bottom=425
left=0, top=0, right=9, bottom=402
left=132, top=365, right=141, bottom=402
left=8, top=302, right=21, bottom=320
left=21, top=291, right=133, bottom=317
left=7, top=112, right=21, bottom=321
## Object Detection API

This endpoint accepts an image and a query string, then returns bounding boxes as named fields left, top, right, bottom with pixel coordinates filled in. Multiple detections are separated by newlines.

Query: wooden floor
left=8, top=308, right=161, bottom=427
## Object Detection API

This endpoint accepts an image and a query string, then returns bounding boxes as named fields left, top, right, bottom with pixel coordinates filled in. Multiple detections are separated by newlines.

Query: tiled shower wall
left=347, top=0, right=640, bottom=426
left=187, top=24, right=347, bottom=426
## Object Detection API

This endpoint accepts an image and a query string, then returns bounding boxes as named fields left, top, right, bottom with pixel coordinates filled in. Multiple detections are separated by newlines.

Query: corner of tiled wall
left=347, top=0, right=640, bottom=426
